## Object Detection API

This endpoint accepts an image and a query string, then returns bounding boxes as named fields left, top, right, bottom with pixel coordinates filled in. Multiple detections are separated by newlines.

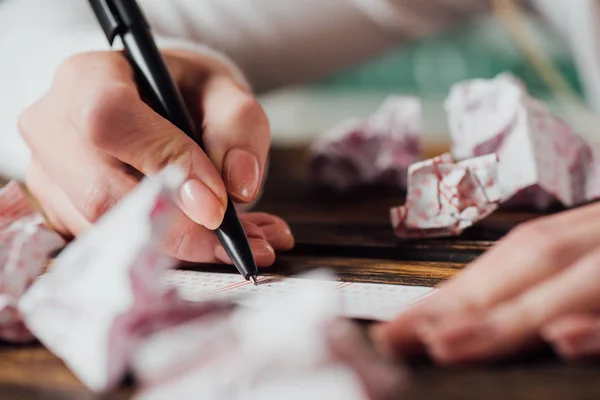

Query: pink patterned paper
left=390, top=153, right=500, bottom=238
left=0, top=181, right=65, bottom=342
left=18, top=167, right=224, bottom=391
left=446, top=73, right=600, bottom=209
left=310, top=97, right=422, bottom=191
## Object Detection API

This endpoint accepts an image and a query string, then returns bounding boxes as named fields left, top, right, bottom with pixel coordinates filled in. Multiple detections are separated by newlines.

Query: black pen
left=89, top=0, right=259, bottom=284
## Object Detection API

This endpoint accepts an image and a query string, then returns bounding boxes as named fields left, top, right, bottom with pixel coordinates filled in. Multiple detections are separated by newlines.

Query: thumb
left=76, top=83, right=227, bottom=229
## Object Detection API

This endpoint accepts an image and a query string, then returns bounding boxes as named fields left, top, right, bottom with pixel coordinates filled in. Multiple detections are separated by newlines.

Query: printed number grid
left=165, top=270, right=435, bottom=321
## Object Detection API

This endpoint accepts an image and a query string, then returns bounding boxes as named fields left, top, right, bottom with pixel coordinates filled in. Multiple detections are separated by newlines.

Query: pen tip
left=250, top=275, right=259, bottom=286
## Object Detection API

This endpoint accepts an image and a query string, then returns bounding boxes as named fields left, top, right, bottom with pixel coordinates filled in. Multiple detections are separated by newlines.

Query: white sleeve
left=0, top=0, right=488, bottom=180
left=140, top=0, right=490, bottom=92
left=0, top=0, right=106, bottom=181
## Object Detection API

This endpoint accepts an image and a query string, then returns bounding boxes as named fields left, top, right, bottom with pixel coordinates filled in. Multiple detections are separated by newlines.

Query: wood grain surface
left=1, top=145, right=599, bottom=400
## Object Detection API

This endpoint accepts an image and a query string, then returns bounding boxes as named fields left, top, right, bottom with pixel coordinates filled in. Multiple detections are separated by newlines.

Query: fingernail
left=180, top=179, right=226, bottom=230
left=224, top=148, right=260, bottom=202
left=250, top=239, right=276, bottom=267
left=283, top=227, right=294, bottom=249
left=541, top=318, right=600, bottom=343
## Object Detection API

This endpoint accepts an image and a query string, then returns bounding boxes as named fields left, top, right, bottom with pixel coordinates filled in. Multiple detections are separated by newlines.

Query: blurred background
left=261, top=9, right=597, bottom=147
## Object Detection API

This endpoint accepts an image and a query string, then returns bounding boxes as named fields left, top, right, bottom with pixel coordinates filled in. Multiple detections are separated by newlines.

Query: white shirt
left=1, top=0, right=599, bottom=180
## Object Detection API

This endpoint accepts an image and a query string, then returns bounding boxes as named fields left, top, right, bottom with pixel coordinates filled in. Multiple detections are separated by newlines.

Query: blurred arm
left=0, top=0, right=489, bottom=180
left=141, top=0, right=491, bottom=92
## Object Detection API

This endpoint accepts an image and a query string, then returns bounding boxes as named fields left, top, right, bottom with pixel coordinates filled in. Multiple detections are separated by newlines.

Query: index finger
left=163, top=51, right=270, bottom=204
left=198, top=74, right=271, bottom=203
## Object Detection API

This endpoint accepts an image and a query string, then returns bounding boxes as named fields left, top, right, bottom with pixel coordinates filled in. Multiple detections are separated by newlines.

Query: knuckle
left=24, top=163, right=42, bottom=196
left=165, top=221, right=195, bottom=261
left=80, top=180, right=117, bottom=222
left=150, top=139, right=196, bottom=173
left=17, top=106, right=37, bottom=143
left=56, top=52, right=128, bottom=83
left=55, top=53, right=92, bottom=82
left=509, top=220, right=566, bottom=259
left=229, top=97, right=270, bottom=132
left=511, top=299, right=539, bottom=328
left=80, top=83, right=137, bottom=147
left=234, top=96, right=262, bottom=117
left=18, top=97, right=49, bottom=146
left=23, top=164, right=70, bottom=237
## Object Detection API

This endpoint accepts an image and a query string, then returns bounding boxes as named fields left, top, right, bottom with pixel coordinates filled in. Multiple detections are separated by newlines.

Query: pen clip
left=89, top=0, right=151, bottom=45
left=89, top=0, right=121, bottom=44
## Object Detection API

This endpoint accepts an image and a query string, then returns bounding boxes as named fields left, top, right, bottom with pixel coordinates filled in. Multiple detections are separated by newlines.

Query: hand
left=372, top=201, right=600, bottom=363
left=326, top=320, right=407, bottom=400
left=18, top=50, right=294, bottom=265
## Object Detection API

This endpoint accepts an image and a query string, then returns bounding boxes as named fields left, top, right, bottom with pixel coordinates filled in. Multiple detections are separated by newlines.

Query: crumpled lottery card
left=391, top=153, right=500, bottom=238
left=310, top=97, right=422, bottom=191
left=446, top=73, right=600, bottom=209
left=18, top=167, right=226, bottom=391
left=0, top=181, right=65, bottom=342
left=133, top=272, right=405, bottom=400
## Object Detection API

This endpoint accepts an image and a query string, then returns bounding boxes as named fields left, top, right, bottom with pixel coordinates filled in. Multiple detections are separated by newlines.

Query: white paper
left=134, top=271, right=379, bottom=400
left=165, top=270, right=435, bottom=321
left=136, top=364, right=367, bottom=400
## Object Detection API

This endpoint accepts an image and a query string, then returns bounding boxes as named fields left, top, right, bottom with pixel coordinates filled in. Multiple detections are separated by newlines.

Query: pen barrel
left=121, top=30, right=204, bottom=147
left=215, top=200, right=257, bottom=279
left=92, top=0, right=258, bottom=278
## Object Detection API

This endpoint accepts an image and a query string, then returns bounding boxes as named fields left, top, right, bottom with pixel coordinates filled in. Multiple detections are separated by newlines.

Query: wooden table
left=2, top=146, right=600, bottom=400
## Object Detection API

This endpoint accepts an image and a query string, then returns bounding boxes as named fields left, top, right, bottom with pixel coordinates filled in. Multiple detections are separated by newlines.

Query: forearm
left=140, top=0, right=490, bottom=92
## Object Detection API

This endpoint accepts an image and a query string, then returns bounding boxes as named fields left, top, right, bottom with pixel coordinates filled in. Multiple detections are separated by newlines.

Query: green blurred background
left=313, top=15, right=581, bottom=98
left=261, top=14, right=596, bottom=146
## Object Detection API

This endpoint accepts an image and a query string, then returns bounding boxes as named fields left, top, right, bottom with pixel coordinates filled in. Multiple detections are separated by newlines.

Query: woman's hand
left=373, top=201, right=600, bottom=363
left=18, top=50, right=294, bottom=266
